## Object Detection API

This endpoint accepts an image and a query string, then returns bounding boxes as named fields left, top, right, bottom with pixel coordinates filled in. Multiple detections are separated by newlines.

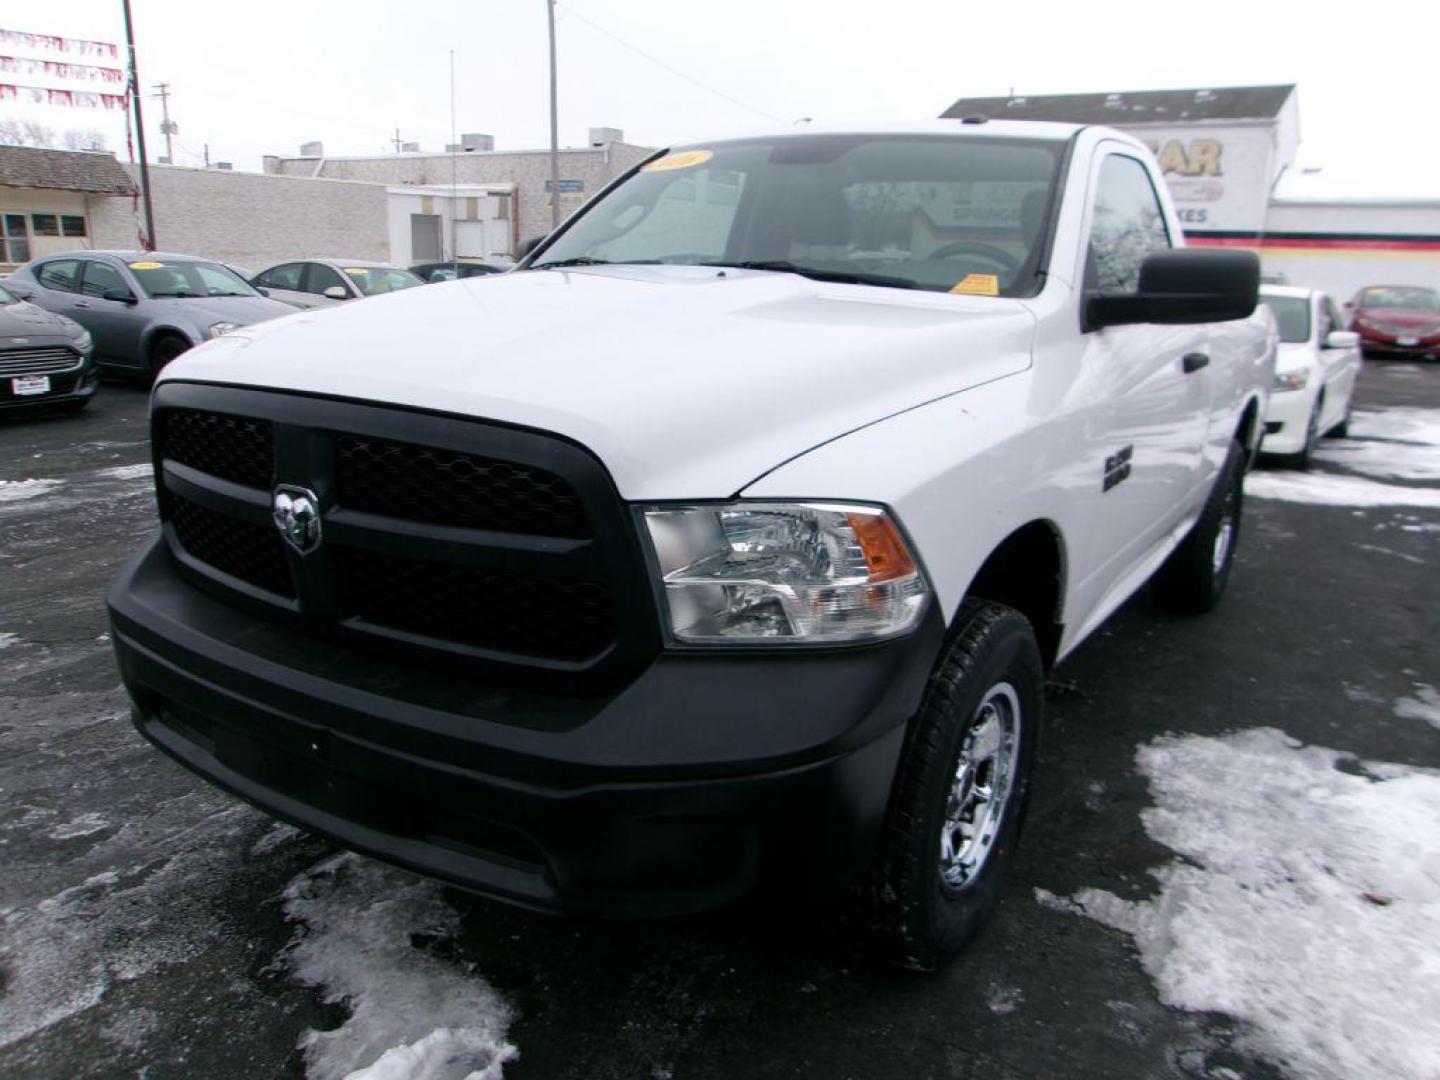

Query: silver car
left=251, top=258, right=424, bottom=309
left=5, top=251, right=297, bottom=380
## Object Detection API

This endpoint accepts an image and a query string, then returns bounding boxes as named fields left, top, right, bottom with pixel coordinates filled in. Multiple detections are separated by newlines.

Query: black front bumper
left=110, top=537, right=940, bottom=916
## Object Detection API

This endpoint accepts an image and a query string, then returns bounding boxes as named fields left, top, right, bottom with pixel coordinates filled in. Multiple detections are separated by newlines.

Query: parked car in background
left=410, top=261, right=505, bottom=283
left=0, top=279, right=97, bottom=413
left=1259, top=285, right=1362, bottom=467
left=5, top=252, right=296, bottom=380
left=1346, top=284, right=1440, bottom=360
left=251, top=259, right=424, bottom=309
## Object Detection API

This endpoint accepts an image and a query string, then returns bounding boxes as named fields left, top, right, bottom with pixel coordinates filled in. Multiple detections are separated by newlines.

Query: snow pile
left=95, top=463, right=155, bottom=482
left=1395, top=685, right=1440, bottom=731
left=0, top=632, right=18, bottom=650
left=0, top=478, right=63, bottom=503
left=1316, top=407, right=1440, bottom=482
left=1245, top=470, right=1440, bottom=509
left=1040, top=727, right=1440, bottom=1080
left=280, top=854, right=516, bottom=1080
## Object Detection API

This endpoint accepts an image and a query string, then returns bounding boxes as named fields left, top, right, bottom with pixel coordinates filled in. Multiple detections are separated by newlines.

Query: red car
left=1346, top=285, right=1440, bottom=359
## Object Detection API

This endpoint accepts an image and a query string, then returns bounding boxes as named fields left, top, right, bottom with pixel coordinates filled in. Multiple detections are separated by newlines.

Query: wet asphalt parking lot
left=1, top=361, right=1437, bottom=1080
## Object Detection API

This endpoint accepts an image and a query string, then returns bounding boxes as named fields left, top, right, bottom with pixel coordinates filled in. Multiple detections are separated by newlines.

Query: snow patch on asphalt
left=48, top=812, right=110, bottom=840
left=1316, top=407, right=1440, bottom=482
left=1395, top=685, right=1440, bottom=731
left=1038, top=727, right=1440, bottom=1080
left=0, top=805, right=259, bottom=1048
left=0, top=632, right=18, bottom=650
left=94, top=463, right=154, bottom=482
left=280, top=854, right=517, bottom=1080
left=1246, top=469, right=1440, bottom=508
left=0, top=478, right=63, bottom=503
left=251, top=822, right=303, bottom=856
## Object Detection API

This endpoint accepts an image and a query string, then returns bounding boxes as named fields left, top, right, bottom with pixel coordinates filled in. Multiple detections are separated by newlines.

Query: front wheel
left=867, top=599, right=1043, bottom=970
left=148, top=333, right=190, bottom=379
left=1151, top=438, right=1244, bottom=614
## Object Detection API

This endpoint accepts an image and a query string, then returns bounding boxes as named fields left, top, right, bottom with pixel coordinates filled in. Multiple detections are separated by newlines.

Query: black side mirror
left=103, top=288, right=138, bottom=305
left=516, top=236, right=545, bottom=262
left=1086, top=249, right=1260, bottom=330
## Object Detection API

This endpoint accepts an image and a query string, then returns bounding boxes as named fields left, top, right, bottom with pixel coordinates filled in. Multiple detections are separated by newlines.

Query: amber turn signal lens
left=847, top=511, right=916, bottom=583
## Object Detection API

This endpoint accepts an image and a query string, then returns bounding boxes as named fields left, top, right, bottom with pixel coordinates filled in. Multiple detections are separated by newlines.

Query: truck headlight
left=208, top=321, right=241, bottom=339
left=1273, top=368, right=1310, bottom=392
left=641, top=502, right=929, bottom=643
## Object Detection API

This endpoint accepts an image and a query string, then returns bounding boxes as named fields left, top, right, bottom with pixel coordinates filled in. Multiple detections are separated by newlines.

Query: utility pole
left=203, top=142, right=210, bottom=168
left=547, top=0, right=560, bottom=230
left=121, top=0, right=156, bottom=250
left=392, top=128, right=404, bottom=154
left=152, top=81, right=175, bottom=163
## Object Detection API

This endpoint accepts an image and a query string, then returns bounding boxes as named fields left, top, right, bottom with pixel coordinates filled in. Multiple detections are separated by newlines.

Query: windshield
left=343, top=266, right=424, bottom=296
left=1260, top=295, right=1311, bottom=343
left=128, top=259, right=259, bottom=299
left=531, top=135, right=1064, bottom=297
left=1359, top=286, right=1440, bottom=311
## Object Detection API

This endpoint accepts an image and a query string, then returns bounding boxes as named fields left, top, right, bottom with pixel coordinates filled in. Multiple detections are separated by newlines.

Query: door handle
left=1182, top=352, right=1210, bottom=374
left=74, top=300, right=91, bottom=308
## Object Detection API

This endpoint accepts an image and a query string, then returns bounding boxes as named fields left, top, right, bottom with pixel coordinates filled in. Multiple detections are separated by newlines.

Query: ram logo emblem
left=272, top=485, right=322, bottom=555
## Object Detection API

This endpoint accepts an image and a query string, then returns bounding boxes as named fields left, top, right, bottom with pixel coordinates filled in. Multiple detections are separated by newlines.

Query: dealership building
left=944, top=85, right=1440, bottom=302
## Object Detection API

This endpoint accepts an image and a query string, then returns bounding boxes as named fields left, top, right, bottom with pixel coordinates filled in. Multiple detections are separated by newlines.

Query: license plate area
left=1397, top=336, right=1419, bottom=347
left=11, top=374, right=51, bottom=396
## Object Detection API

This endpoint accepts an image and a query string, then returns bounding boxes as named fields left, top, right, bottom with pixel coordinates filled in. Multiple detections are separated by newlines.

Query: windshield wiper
left=701, top=260, right=920, bottom=290
left=533, top=257, right=613, bottom=270
left=149, top=291, right=202, bottom=298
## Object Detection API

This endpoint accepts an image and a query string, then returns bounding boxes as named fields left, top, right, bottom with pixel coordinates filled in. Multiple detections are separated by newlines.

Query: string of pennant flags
left=0, top=54, right=125, bottom=83
left=0, top=83, right=127, bottom=108
left=0, top=28, right=118, bottom=59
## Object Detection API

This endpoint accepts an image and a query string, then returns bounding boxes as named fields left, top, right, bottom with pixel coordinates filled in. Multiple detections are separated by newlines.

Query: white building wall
left=1125, top=119, right=1281, bottom=234
left=89, top=164, right=389, bottom=268
left=1256, top=200, right=1440, bottom=302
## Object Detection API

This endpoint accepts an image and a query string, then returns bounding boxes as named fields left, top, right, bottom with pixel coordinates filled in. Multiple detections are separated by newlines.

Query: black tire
left=148, top=333, right=190, bottom=378
left=868, top=599, right=1043, bottom=971
left=1277, top=394, right=1322, bottom=469
left=1328, top=404, right=1350, bottom=439
left=1151, top=439, right=1244, bottom=614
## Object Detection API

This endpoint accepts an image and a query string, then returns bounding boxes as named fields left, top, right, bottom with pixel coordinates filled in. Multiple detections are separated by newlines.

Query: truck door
left=1079, top=150, right=1212, bottom=581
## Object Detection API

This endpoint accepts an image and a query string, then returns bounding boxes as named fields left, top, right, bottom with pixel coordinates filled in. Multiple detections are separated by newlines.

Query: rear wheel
left=867, top=599, right=1043, bottom=971
left=148, top=333, right=190, bottom=378
left=1152, top=439, right=1244, bottom=614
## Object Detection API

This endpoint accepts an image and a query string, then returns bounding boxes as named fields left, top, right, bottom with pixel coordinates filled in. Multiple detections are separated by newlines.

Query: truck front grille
left=345, top=549, right=614, bottom=661
left=165, top=492, right=295, bottom=599
left=149, top=385, right=659, bottom=693
left=337, top=434, right=589, bottom=538
left=159, top=409, right=273, bottom=489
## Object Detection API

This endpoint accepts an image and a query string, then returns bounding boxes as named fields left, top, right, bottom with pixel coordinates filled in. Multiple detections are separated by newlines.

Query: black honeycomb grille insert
left=166, top=493, right=294, bottom=599
left=160, top=409, right=273, bottom=489
left=335, top=434, right=589, bottom=539
left=345, top=549, right=614, bottom=661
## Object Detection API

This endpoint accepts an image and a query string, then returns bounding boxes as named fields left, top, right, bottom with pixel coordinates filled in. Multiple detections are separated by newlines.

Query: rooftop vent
left=300, top=140, right=323, bottom=157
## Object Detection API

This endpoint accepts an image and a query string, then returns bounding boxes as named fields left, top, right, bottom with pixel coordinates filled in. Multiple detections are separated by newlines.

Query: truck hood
left=164, top=265, right=1036, bottom=498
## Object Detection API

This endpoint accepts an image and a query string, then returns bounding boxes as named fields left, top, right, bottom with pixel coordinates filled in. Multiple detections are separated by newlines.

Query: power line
left=554, top=3, right=783, bottom=124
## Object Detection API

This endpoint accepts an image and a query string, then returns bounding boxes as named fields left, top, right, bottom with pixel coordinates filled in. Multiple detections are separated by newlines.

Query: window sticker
left=128, top=260, right=164, bottom=270
left=949, top=273, right=1000, bottom=296
left=343, top=267, right=370, bottom=275
left=642, top=150, right=714, bottom=172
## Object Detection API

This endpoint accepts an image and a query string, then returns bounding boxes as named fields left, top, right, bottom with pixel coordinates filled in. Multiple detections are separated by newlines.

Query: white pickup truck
left=108, top=120, right=1273, bottom=969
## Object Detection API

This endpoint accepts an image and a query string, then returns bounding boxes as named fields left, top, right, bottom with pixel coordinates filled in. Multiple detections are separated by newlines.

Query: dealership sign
left=1133, top=124, right=1277, bottom=234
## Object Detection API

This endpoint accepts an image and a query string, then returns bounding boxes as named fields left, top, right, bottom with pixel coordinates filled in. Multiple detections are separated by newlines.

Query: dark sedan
left=410, top=261, right=505, bottom=283
left=0, top=280, right=97, bottom=413
left=1347, top=285, right=1440, bottom=360
left=6, top=251, right=297, bottom=380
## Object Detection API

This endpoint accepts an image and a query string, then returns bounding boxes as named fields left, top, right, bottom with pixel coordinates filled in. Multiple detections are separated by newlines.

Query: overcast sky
left=8, top=0, right=1439, bottom=196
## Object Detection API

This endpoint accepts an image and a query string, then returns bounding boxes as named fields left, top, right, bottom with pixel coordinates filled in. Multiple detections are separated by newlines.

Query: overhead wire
left=554, top=3, right=784, bottom=124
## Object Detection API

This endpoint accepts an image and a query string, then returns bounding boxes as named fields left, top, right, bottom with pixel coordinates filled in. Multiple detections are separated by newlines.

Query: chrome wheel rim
left=1212, top=483, right=1237, bottom=575
left=939, top=682, right=1021, bottom=890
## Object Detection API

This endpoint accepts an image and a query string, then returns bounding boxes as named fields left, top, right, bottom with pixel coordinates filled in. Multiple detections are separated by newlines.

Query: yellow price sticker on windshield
left=128, top=260, right=164, bottom=270
left=950, top=273, right=999, bottom=296
left=642, top=150, right=713, bottom=172
left=343, top=267, right=370, bottom=275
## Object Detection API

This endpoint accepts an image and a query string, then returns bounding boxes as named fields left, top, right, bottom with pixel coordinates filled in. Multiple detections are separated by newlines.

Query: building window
left=61, top=215, right=87, bottom=237
left=2, top=214, right=29, bottom=263
left=31, top=214, right=59, bottom=237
